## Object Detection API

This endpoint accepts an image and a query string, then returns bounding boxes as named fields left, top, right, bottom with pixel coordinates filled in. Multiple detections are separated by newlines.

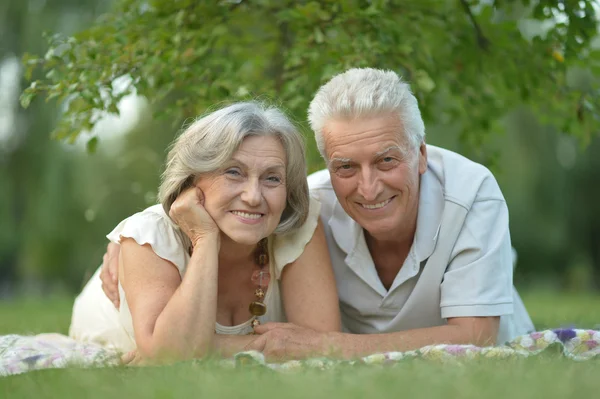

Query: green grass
left=1, top=291, right=600, bottom=398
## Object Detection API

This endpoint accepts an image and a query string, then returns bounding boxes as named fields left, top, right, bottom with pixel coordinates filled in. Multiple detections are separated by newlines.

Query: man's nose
left=356, top=170, right=381, bottom=202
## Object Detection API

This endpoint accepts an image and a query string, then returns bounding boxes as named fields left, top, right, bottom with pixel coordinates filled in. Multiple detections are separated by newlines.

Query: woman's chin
left=220, top=231, right=267, bottom=247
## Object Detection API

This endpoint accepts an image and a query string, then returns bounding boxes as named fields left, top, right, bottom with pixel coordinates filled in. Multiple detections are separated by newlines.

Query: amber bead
left=257, top=254, right=268, bottom=266
left=249, top=301, right=267, bottom=316
left=251, top=270, right=271, bottom=287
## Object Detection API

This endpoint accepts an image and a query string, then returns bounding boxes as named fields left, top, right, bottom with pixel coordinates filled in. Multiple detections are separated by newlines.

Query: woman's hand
left=169, top=186, right=219, bottom=248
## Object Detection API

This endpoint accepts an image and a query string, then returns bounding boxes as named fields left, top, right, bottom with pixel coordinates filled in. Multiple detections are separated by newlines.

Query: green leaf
left=414, top=70, right=436, bottom=93
left=86, top=137, right=99, bottom=154
left=314, top=27, right=325, bottom=44
left=20, top=91, right=35, bottom=109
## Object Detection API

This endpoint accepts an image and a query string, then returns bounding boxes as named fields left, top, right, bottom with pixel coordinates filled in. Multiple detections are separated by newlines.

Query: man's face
left=323, top=113, right=427, bottom=239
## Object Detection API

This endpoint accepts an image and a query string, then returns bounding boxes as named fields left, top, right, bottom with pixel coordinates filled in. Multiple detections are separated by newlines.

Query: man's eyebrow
left=328, top=157, right=352, bottom=165
left=374, top=145, right=407, bottom=158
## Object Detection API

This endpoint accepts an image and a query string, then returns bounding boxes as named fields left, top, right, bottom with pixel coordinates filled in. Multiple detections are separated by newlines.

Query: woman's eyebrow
left=228, top=158, right=285, bottom=172
left=263, top=164, right=285, bottom=173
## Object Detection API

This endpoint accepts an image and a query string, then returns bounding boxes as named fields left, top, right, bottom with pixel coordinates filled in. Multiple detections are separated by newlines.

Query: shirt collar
left=413, top=166, right=444, bottom=263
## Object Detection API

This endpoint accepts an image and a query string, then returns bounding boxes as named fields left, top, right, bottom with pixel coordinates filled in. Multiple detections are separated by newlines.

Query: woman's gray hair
left=308, top=68, right=426, bottom=160
left=158, top=101, right=309, bottom=235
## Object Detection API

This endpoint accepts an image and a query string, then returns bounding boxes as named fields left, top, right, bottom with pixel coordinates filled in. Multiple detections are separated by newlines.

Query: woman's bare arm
left=120, top=234, right=219, bottom=362
left=280, top=219, right=341, bottom=332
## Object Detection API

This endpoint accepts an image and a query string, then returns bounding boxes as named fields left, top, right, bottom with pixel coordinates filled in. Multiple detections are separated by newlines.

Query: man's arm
left=253, top=316, right=498, bottom=360
left=253, top=190, right=513, bottom=360
left=337, top=316, right=499, bottom=357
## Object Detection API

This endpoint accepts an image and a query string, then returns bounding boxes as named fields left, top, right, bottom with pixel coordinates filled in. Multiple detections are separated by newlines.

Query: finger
left=101, top=282, right=118, bottom=303
left=109, top=251, right=119, bottom=282
left=121, top=350, right=136, bottom=365
left=245, top=334, right=267, bottom=352
left=103, top=290, right=118, bottom=307
left=109, top=262, right=118, bottom=283
left=253, top=322, right=288, bottom=334
left=100, top=259, right=108, bottom=278
left=107, top=241, right=120, bottom=254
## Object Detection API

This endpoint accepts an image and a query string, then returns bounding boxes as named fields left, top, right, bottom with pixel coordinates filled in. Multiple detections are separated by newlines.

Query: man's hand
left=100, top=242, right=121, bottom=308
left=250, top=323, right=336, bottom=361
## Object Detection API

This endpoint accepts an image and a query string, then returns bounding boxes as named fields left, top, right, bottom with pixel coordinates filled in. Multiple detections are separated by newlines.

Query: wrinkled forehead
left=229, top=134, right=287, bottom=168
left=321, top=113, right=412, bottom=158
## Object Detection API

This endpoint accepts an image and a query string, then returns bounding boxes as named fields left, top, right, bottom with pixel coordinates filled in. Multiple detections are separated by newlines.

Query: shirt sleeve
left=440, top=198, right=514, bottom=318
left=106, top=207, right=189, bottom=276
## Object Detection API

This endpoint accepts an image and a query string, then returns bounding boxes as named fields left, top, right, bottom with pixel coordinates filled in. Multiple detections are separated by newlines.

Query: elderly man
left=101, top=68, right=534, bottom=359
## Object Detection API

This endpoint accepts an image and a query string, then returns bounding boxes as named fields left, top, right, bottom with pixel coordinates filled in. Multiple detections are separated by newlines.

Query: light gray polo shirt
left=308, top=145, right=534, bottom=344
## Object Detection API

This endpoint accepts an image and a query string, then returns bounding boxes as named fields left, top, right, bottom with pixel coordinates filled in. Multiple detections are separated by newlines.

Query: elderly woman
left=69, top=102, right=341, bottom=362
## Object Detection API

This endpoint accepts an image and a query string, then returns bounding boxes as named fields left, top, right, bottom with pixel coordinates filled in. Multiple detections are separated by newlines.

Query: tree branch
left=459, top=0, right=490, bottom=51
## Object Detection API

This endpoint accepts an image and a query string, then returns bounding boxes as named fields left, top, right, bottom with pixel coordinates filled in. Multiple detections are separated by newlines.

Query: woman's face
left=196, top=135, right=288, bottom=246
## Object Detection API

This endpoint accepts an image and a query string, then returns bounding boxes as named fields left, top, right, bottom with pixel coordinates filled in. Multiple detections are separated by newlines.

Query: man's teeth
left=361, top=199, right=391, bottom=209
left=232, top=211, right=262, bottom=219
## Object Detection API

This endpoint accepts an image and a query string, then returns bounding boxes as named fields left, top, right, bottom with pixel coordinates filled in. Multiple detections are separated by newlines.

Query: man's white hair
left=308, top=68, right=426, bottom=160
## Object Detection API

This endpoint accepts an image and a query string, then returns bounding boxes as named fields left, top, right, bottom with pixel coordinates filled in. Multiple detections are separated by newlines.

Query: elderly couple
left=69, top=68, right=534, bottom=363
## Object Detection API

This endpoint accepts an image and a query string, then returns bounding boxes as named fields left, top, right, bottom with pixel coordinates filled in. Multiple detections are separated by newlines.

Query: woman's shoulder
left=270, top=196, right=322, bottom=278
left=106, top=204, right=189, bottom=274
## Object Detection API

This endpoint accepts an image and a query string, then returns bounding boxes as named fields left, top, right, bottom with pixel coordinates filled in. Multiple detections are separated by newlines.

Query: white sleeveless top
left=69, top=197, right=321, bottom=353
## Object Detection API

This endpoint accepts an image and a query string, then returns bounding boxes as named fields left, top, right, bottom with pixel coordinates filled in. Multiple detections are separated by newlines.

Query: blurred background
left=0, top=0, right=599, bottom=305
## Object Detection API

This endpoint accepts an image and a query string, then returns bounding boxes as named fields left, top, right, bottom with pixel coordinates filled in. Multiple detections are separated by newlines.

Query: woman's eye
left=265, top=175, right=282, bottom=184
left=225, top=168, right=242, bottom=177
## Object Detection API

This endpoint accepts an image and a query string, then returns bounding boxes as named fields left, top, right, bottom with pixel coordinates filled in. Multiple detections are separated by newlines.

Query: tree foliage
left=5, top=0, right=600, bottom=292
left=20, top=0, right=600, bottom=162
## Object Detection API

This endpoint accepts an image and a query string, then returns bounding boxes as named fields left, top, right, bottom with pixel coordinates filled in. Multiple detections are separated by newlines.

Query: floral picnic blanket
left=1, top=329, right=599, bottom=377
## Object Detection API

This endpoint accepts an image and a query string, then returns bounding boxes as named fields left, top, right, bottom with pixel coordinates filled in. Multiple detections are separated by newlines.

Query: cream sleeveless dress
left=69, top=197, right=321, bottom=353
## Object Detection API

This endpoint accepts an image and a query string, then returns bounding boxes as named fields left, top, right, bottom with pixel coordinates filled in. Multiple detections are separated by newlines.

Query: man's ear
left=418, top=142, right=427, bottom=175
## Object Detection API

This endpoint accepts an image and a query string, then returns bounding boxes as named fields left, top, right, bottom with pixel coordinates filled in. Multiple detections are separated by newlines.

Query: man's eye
left=382, top=157, right=393, bottom=162
left=340, top=164, right=352, bottom=170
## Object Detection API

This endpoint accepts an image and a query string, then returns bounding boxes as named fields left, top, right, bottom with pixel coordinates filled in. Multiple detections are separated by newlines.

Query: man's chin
left=359, top=218, right=401, bottom=239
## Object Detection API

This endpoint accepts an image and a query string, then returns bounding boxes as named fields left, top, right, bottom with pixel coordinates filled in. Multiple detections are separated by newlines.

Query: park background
left=1, top=0, right=600, bottom=391
left=1, top=0, right=600, bottom=396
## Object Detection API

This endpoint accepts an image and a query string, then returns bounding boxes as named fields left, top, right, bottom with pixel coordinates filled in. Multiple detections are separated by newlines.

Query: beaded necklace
left=249, top=238, right=270, bottom=332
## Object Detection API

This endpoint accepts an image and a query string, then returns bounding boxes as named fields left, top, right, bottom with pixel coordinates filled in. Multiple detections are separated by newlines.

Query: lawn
left=1, top=291, right=599, bottom=398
